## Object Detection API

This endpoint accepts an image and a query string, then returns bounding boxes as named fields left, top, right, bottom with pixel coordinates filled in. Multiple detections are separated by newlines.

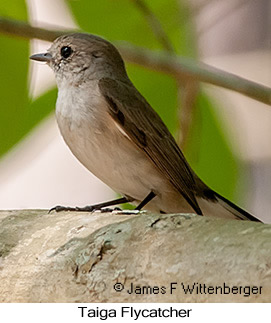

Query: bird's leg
left=135, top=191, right=156, bottom=210
left=49, top=196, right=133, bottom=213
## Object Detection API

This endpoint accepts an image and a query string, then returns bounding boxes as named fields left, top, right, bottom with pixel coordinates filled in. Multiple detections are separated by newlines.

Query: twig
left=131, top=0, right=174, bottom=53
left=174, top=1, right=200, bottom=148
left=176, top=79, right=199, bottom=149
left=131, top=1, right=196, bottom=147
left=0, top=17, right=270, bottom=105
left=0, top=17, right=67, bottom=41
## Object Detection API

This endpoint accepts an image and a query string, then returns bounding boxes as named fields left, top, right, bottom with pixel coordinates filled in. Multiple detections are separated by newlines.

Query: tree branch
left=0, top=17, right=270, bottom=105
left=0, top=210, right=270, bottom=302
left=119, top=42, right=271, bottom=105
left=0, top=17, right=66, bottom=42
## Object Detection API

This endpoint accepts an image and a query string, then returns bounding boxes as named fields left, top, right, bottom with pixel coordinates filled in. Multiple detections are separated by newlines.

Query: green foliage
left=27, top=88, right=58, bottom=130
left=186, top=92, right=239, bottom=200
left=0, top=1, right=29, bottom=156
left=126, top=65, right=178, bottom=133
left=0, top=0, right=27, bottom=20
left=68, top=0, right=181, bottom=50
left=0, top=0, right=240, bottom=200
left=0, top=1, right=57, bottom=156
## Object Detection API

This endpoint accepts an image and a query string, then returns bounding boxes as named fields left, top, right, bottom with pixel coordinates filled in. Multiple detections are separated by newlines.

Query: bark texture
left=0, top=209, right=270, bottom=302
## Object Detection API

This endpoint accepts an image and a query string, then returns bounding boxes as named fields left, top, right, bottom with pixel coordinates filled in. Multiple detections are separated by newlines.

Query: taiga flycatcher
left=30, top=33, right=261, bottom=222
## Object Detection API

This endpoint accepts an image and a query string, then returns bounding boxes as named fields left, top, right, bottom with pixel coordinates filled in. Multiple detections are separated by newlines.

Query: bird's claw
left=49, top=205, right=94, bottom=213
left=100, top=207, right=122, bottom=213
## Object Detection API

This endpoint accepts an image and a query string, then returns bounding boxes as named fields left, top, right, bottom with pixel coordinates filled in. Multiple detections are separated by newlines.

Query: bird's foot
left=49, top=205, right=122, bottom=213
left=49, top=197, right=132, bottom=214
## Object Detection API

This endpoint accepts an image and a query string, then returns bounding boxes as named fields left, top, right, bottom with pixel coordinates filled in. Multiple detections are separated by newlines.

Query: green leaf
left=26, top=88, right=57, bottom=132
left=0, top=2, right=57, bottom=158
left=185, top=92, right=239, bottom=200
left=0, top=0, right=28, bottom=21
left=126, top=64, right=178, bottom=133
left=0, top=0, right=28, bottom=157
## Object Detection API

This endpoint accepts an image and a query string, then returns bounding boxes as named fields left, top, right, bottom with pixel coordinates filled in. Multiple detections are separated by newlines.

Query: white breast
left=55, top=81, right=109, bottom=171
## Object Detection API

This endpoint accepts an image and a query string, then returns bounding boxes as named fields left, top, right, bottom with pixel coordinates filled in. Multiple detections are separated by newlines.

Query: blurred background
left=0, top=0, right=270, bottom=223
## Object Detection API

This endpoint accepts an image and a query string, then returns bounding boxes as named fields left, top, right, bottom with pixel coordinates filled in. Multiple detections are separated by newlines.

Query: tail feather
left=214, top=192, right=262, bottom=222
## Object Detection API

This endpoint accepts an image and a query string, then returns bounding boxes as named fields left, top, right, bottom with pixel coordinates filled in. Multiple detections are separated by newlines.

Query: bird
left=30, top=33, right=261, bottom=222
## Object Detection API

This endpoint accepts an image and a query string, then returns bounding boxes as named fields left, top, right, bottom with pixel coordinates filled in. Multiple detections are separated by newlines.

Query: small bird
left=30, top=33, right=261, bottom=222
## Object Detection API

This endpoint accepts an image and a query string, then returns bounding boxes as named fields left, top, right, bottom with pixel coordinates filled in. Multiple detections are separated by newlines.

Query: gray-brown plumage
left=30, top=33, right=261, bottom=222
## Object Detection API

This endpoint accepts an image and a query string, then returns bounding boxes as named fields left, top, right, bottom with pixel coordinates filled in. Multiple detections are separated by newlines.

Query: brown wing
left=99, top=77, right=202, bottom=214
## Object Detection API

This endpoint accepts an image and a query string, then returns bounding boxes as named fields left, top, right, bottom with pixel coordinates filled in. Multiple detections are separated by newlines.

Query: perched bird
left=30, top=33, right=261, bottom=222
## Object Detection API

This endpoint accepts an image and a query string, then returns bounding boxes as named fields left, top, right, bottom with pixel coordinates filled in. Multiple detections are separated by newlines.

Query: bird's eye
left=60, top=46, right=73, bottom=59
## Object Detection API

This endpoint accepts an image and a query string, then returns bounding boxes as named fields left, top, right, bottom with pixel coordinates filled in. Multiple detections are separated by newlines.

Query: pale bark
left=0, top=209, right=270, bottom=302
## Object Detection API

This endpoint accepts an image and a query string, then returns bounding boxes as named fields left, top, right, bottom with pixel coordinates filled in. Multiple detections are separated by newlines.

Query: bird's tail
left=213, top=192, right=262, bottom=222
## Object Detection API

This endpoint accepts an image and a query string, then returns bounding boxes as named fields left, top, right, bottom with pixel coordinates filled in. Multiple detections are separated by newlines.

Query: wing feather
left=99, top=77, right=203, bottom=214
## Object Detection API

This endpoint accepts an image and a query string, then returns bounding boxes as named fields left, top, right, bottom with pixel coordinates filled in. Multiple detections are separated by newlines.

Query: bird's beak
left=30, top=52, right=52, bottom=62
